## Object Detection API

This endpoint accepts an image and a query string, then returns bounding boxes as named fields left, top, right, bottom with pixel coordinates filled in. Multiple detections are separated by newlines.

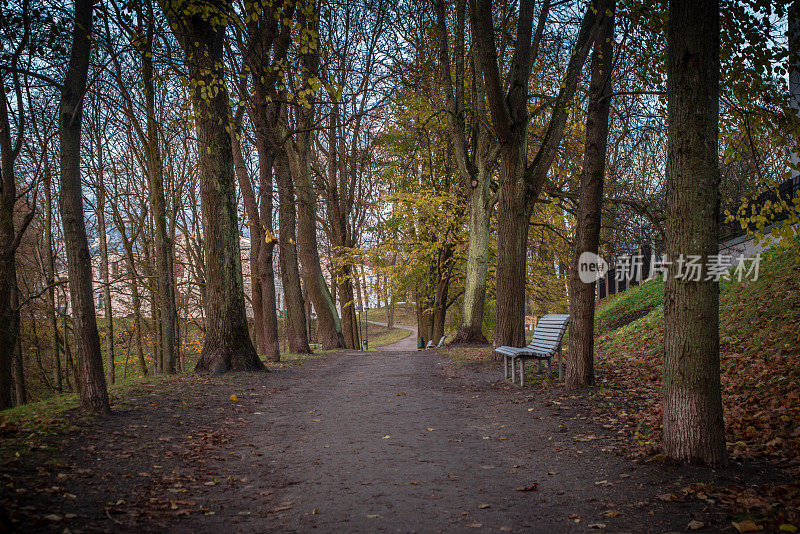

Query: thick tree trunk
left=292, top=141, right=345, bottom=350
left=0, top=92, right=18, bottom=409
left=275, top=154, right=311, bottom=354
left=290, top=6, right=344, bottom=351
left=59, top=0, right=110, bottom=414
left=454, top=172, right=490, bottom=343
left=337, top=265, right=360, bottom=350
left=662, top=0, right=727, bottom=466
left=493, top=143, right=530, bottom=349
left=470, top=0, right=603, bottom=350
left=566, top=1, right=615, bottom=390
left=161, top=0, right=263, bottom=374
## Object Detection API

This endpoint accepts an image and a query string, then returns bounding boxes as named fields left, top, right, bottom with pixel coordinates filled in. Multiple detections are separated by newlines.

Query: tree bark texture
left=97, top=183, right=115, bottom=385
left=161, top=0, right=264, bottom=374
left=566, top=0, right=615, bottom=390
left=58, top=0, right=110, bottom=414
left=662, top=0, right=727, bottom=466
left=275, top=153, right=312, bottom=354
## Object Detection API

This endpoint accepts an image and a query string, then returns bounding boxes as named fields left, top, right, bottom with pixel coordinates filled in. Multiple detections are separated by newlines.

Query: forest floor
left=1, top=347, right=793, bottom=533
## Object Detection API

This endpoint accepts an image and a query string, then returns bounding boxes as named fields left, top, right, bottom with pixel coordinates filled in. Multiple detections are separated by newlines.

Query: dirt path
left=2, top=349, right=778, bottom=533
left=367, top=320, right=417, bottom=351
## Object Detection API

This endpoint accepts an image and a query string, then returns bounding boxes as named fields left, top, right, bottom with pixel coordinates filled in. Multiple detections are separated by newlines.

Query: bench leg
left=504, top=355, right=508, bottom=380
left=519, top=358, right=524, bottom=387
left=548, top=356, right=553, bottom=377
left=558, top=346, right=563, bottom=382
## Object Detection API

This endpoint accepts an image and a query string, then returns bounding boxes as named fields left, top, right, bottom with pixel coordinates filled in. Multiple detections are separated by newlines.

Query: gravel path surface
left=4, top=348, right=772, bottom=533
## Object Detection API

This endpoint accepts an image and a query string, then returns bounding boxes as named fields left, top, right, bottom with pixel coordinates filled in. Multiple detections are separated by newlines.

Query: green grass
left=592, top=238, right=800, bottom=464
left=364, top=306, right=417, bottom=327
left=594, top=237, right=800, bottom=360
left=365, top=324, right=410, bottom=349
left=593, top=275, right=665, bottom=334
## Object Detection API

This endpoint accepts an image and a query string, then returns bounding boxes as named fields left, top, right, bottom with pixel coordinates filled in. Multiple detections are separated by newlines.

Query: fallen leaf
left=603, top=510, right=621, bottom=518
left=515, top=484, right=538, bottom=492
left=229, top=394, right=239, bottom=402
left=779, top=525, right=798, bottom=533
left=382, top=435, right=391, bottom=439
left=589, top=523, right=607, bottom=529
left=732, top=520, right=760, bottom=533
left=478, top=503, right=490, bottom=509
left=466, top=522, right=483, bottom=528
left=688, top=520, right=705, bottom=530
left=270, top=503, right=294, bottom=513
left=44, top=514, right=63, bottom=522
left=367, top=514, right=381, bottom=518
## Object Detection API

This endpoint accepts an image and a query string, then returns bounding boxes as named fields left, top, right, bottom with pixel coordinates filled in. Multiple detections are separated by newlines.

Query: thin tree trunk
left=11, top=267, right=25, bottom=405
left=58, top=0, right=109, bottom=414
left=566, top=0, right=615, bottom=389
left=662, top=0, right=727, bottom=466
left=97, top=182, right=115, bottom=385
left=255, top=135, right=280, bottom=362
left=141, top=3, right=177, bottom=374
left=130, top=271, right=148, bottom=376
left=44, top=156, right=61, bottom=392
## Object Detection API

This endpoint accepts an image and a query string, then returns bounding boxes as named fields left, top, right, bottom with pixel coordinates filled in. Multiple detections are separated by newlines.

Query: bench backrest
left=425, top=340, right=434, bottom=349
left=526, top=314, right=570, bottom=356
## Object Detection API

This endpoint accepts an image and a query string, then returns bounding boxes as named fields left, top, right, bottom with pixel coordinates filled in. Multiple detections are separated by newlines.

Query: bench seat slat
left=531, top=331, right=565, bottom=341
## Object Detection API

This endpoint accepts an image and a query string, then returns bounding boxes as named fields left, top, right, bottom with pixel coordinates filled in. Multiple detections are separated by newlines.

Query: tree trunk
left=662, top=0, right=727, bottom=466
left=337, top=265, right=360, bottom=350
left=290, top=6, right=344, bottom=351
left=255, top=135, right=280, bottom=362
left=493, top=143, right=531, bottom=349
left=130, top=274, right=148, bottom=376
left=97, top=183, right=115, bottom=385
left=161, top=0, right=264, bottom=374
left=566, top=0, right=615, bottom=390
left=10, top=267, right=25, bottom=405
left=59, top=0, right=110, bottom=414
left=454, top=171, right=490, bottom=343
left=274, top=153, right=311, bottom=354
left=142, top=8, right=178, bottom=374
left=44, top=158, right=61, bottom=392
left=0, top=89, right=18, bottom=409
left=292, top=139, right=345, bottom=350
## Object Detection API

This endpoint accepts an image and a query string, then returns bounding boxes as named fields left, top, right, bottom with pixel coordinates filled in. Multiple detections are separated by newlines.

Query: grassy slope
left=594, top=239, right=800, bottom=464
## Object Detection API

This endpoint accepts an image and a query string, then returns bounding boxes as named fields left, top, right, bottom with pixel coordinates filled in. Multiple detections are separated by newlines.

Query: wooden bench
left=436, top=335, right=446, bottom=347
left=495, top=314, right=570, bottom=385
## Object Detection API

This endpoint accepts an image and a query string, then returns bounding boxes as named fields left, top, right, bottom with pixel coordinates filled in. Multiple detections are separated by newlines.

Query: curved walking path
left=367, top=320, right=418, bottom=351
left=4, top=348, right=760, bottom=532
